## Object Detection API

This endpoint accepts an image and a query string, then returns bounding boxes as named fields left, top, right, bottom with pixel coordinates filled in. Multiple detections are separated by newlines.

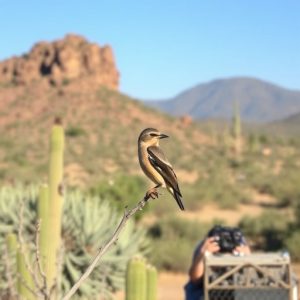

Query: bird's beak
left=159, top=133, right=169, bottom=139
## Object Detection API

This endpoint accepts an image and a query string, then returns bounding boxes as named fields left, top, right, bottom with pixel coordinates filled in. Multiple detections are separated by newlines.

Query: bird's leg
left=145, top=185, right=161, bottom=200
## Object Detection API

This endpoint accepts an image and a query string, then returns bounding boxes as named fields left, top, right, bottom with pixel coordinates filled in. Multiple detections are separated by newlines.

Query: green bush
left=65, top=126, right=85, bottom=137
left=89, top=175, right=148, bottom=218
left=0, top=185, right=148, bottom=299
left=284, top=231, right=300, bottom=261
left=271, top=168, right=300, bottom=206
left=238, top=210, right=289, bottom=251
left=147, top=216, right=213, bottom=272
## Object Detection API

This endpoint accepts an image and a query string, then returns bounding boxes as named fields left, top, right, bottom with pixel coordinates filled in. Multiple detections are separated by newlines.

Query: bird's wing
left=147, top=146, right=182, bottom=196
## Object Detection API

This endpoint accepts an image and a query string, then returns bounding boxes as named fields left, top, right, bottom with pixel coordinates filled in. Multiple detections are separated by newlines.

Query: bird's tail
left=168, top=187, right=185, bottom=210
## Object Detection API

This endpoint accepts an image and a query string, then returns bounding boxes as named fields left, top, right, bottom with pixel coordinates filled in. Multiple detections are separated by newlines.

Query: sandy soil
left=114, top=271, right=187, bottom=300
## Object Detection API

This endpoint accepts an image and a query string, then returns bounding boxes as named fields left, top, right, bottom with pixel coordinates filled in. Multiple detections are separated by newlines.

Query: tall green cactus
left=146, top=264, right=157, bottom=300
left=5, top=233, right=17, bottom=295
left=47, top=119, right=65, bottom=290
left=37, top=184, right=49, bottom=282
left=126, top=257, right=147, bottom=300
left=6, top=233, right=17, bottom=255
left=17, top=245, right=35, bottom=300
left=125, top=258, right=157, bottom=300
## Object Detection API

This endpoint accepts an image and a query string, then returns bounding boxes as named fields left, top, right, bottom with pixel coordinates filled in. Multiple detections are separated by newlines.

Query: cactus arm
left=126, top=257, right=147, bottom=300
left=146, top=264, right=158, bottom=300
left=37, top=184, right=49, bottom=276
left=47, top=120, right=65, bottom=290
left=17, top=246, right=36, bottom=300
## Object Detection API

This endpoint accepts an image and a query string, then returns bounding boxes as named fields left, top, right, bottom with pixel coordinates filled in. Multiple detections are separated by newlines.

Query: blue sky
left=0, top=1, right=299, bottom=99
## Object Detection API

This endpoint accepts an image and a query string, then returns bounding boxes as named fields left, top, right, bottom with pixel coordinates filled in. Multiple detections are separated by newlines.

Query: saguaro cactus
left=46, top=118, right=65, bottom=290
left=146, top=264, right=158, bottom=300
left=37, top=184, right=49, bottom=279
left=5, top=233, right=18, bottom=295
left=125, top=257, right=158, bottom=300
left=6, top=232, right=17, bottom=254
left=126, top=257, right=147, bottom=300
left=17, top=245, right=35, bottom=300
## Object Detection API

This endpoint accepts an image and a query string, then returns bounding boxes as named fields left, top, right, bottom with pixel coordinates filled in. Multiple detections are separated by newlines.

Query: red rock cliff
left=0, top=34, right=119, bottom=90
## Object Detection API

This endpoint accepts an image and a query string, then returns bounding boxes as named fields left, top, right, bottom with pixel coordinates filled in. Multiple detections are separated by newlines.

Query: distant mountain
left=146, top=77, right=300, bottom=123
left=263, top=112, right=300, bottom=136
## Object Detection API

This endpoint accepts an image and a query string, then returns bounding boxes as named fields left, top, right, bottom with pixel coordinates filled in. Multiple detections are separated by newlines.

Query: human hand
left=233, top=244, right=251, bottom=255
left=200, top=237, right=220, bottom=255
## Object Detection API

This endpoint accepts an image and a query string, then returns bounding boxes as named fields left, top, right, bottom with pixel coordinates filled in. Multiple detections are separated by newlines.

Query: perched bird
left=138, top=128, right=185, bottom=210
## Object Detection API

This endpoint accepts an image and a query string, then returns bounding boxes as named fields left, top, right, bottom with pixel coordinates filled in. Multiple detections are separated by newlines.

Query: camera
left=208, top=225, right=244, bottom=253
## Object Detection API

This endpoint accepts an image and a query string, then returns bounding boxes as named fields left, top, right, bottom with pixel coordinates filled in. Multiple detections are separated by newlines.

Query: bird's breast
left=138, top=147, right=165, bottom=186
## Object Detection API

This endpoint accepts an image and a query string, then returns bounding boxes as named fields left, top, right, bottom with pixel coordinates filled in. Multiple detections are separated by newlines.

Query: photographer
left=184, top=225, right=251, bottom=300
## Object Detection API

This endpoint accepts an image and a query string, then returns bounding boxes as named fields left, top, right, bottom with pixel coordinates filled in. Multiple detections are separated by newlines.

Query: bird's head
left=138, top=128, right=169, bottom=146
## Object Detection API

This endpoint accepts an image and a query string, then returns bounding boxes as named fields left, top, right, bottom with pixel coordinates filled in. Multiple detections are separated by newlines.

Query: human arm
left=189, top=237, right=220, bottom=283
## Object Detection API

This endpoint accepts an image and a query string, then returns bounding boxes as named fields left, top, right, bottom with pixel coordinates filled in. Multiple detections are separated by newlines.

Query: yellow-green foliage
left=0, top=186, right=148, bottom=299
left=146, top=264, right=157, bottom=300
left=125, top=257, right=157, bottom=300
left=17, top=246, right=35, bottom=300
left=37, top=184, right=49, bottom=288
left=47, top=122, right=64, bottom=289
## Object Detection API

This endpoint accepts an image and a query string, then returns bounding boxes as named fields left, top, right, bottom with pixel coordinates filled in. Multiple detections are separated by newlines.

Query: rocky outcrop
left=0, top=34, right=119, bottom=89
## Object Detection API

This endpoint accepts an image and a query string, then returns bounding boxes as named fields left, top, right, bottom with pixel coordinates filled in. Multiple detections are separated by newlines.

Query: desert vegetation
left=1, top=98, right=299, bottom=299
left=0, top=35, right=299, bottom=299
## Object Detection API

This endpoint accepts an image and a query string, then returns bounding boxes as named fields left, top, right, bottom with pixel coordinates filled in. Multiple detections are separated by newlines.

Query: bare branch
left=62, top=194, right=151, bottom=300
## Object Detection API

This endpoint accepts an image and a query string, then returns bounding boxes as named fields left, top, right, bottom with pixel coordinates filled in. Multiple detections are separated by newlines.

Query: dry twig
left=62, top=194, right=152, bottom=300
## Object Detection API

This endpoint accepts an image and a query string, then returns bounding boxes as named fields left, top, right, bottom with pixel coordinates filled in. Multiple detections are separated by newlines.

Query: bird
left=138, top=128, right=185, bottom=210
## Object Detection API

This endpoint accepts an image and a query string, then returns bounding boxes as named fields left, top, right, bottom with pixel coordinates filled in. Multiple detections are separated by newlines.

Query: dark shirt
left=184, top=241, right=204, bottom=300
left=184, top=236, right=248, bottom=300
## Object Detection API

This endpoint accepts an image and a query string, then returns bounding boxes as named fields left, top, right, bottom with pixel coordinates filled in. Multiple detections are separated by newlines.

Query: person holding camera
left=184, top=225, right=251, bottom=300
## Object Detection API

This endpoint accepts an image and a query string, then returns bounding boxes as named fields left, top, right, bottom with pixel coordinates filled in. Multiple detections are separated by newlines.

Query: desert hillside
left=0, top=35, right=210, bottom=187
left=146, top=77, right=300, bottom=122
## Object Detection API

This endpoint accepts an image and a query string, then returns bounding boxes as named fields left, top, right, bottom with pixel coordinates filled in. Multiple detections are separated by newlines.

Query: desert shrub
left=179, top=183, right=208, bottom=210
left=150, top=237, right=193, bottom=271
left=89, top=175, right=148, bottom=218
left=65, top=126, right=85, bottom=137
left=238, top=210, right=289, bottom=251
left=271, top=168, right=300, bottom=206
left=148, top=192, right=179, bottom=217
left=284, top=231, right=300, bottom=261
left=192, top=176, right=244, bottom=209
left=147, top=217, right=213, bottom=272
left=0, top=185, right=148, bottom=299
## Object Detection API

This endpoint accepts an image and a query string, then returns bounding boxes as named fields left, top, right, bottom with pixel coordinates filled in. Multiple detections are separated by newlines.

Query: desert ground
left=116, top=199, right=299, bottom=300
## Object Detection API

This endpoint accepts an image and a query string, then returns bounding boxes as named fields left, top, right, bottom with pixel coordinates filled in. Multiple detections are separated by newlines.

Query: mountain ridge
left=145, top=77, right=300, bottom=123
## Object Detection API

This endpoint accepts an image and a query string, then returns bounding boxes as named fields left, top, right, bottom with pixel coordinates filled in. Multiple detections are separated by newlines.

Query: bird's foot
left=145, top=187, right=159, bottom=200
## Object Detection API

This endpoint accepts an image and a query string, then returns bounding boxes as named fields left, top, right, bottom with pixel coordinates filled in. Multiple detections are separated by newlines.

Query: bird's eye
left=150, top=133, right=158, bottom=137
